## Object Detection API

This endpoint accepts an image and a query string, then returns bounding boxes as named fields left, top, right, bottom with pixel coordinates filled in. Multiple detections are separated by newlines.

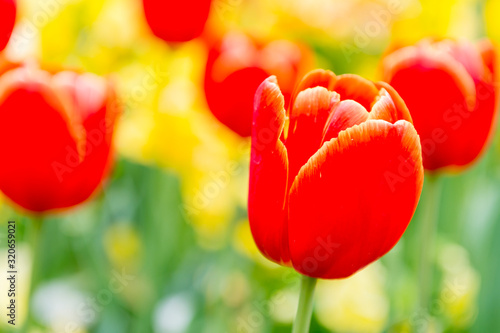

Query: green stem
left=23, top=215, right=44, bottom=331
left=418, top=174, right=441, bottom=310
left=292, top=275, right=317, bottom=333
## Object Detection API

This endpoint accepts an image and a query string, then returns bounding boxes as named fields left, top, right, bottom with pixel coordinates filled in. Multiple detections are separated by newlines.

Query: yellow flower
left=38, top=0, right=105, bottom=67
left=270, top=289, right=299, bottom=324
left=232, top=219, right=285, bottom=269
left=104, top=223, right=142, bottom=270
left=437, top=243, right=480, bottom=329
left=233, top=219, right=260, bottom=258
left=115, top=39, right=247, bottom=249
left=485, top=0, right=500, bottom=41
left=391, top=0, right=481, bottom=44
left=390, top=0, right=449, bottom=44
left=315, top=263, right=389, bottom=333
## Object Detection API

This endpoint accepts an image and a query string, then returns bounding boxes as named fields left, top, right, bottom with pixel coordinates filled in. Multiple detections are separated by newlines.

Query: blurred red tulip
left=382, top=39, right=498, bottom=171
left=0, top=65, right=120, bottom=213
left=204, top=32, right=313, bottom=137
left=248, top=69, right=423, bottom=279
left=0, top=0, right=16, bottom=51
left=142, top=0, right=212, bottom=43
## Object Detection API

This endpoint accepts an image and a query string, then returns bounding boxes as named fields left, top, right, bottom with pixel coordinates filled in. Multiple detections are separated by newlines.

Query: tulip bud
left=204, top=32, right=313, bottom=137
left=382, top=39, right=498, bottom=171
left=0, top=65, right=120, bottom=213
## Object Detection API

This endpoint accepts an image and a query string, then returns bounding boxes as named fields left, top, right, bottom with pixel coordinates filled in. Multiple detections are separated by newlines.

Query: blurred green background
left=1, top=0, right=500, bottom=332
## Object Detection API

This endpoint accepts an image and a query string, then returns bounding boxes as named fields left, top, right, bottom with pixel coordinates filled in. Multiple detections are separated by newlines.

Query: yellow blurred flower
left=104, top=222, right=142, bottom=270
left=315, top=262, right=389, bottom=333
left=391, top=0, right=482, bottom=44
left=232, top=219, right=284, bottom=270
left=222, top=271, right=251, bottom=308
left=37, top=0, right=170, bottom=74
left=446, top=0, right=481, bottom=40
left=437, top=242, right=480, bottom=329
left=115, top=39, right=247, bottom=249
left=270, top=289, right=299, bottom=324
left=233, top=219, right=260, bottom=258
left=38, top=0, right=105, bottom=67
left=485, top=0, right=500, bottom=42
left=391, top=0, right=451, bottom=44
left=262, top=0, right=421, bottom=51
left=115, top=110, right=155, bottom=163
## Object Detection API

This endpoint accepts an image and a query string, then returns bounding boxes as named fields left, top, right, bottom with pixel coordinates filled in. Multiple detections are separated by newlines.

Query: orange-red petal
left=51, top=71, right=119, bottom=208
left=322, top=100, right=368, bottom=142
left=369, top=88, right=400, bottom=123
left=248, top=76, right=290, bottom=265
left=334, top=74, right=380, bottom=110
left=288, top=69, right=337, bottom=112
left=287, top=120, right=423, bottom=279
left=383, top=44, right=476, bottom=110
left=286, top=86, right=340, bottom=181
left=374, top=81, right=413, bottom=123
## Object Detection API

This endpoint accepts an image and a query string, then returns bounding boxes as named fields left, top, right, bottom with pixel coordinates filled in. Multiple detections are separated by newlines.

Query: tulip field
left=1, top=0, right=500, bottom=332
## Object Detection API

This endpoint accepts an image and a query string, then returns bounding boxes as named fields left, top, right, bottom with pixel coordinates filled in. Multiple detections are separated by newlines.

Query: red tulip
left=204, top=32, right=313, bottom=137
left=382, top=39, right=498, bottom=171
left=0, top=65, right=120, bottom=213
left=248, top=69, right=424, bottom=279
left=142, top=0, right=212, bottom=43
left=0, top=0, right=16, bottom=51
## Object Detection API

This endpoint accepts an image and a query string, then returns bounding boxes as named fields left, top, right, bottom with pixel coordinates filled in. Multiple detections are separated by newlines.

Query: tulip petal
left=369, top=88, right=404, bottom=123
left=288, top=120, right=423, bottom=279
left=205, top=66, right=269, bottom=137
left=322, top=100, right=369, bottom=142
left=205, top=33, right=311, bottom=137
left=249, top=76, right=290, bottom=265
left=52, top=71, right=119, bottom=207
left=383, top=44, right=477, bottom=110
left=374, top=81, right=413, bottom=123
left=459, top=78, right=499, bottom=169
left=286, top=86, right=340, bottom=182
left=433, top=39, right=486, bottom=82
left=289, top=69, right=337, bottom=112
left=334, top=74, right=380, bottom=110
left=0, top=0, right=16, bottom=51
